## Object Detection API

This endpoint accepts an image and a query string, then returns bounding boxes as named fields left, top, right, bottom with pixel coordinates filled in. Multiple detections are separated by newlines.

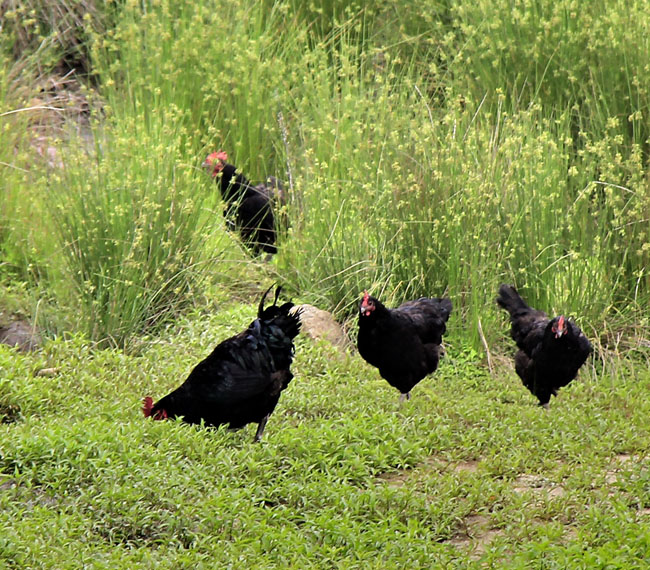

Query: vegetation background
left=1, top=0, right=649, bottom=568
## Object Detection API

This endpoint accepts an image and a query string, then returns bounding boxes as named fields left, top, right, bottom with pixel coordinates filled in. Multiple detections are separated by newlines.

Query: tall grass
left=45, top=106, right=229, bottom=347
left=37, top=0, right=311, bottom=346
left=276, top=35, right=646, bottom=338
left=1, top=0, right=648, bottom=347
left=0, top=0, right=106, bottom=72
left=274, top=1, right=649, bottom=340
left=0, top=50, right=48, bottom=283
left=90, top=0, right=302, bottom=177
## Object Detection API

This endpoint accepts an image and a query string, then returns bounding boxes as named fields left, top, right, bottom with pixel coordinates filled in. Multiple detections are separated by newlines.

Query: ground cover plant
left=1, top=304, right=649, bottom=568
left=1, top=0, right=650, bottom=566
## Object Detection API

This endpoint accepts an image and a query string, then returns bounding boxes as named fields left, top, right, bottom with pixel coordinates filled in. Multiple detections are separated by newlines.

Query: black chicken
left=357, top=291, right=453, bottom=402
left=496, top=284, right=592, bottom=408
left=202, top=150, right=285, bottom=256
left=143, top=286, right=301, bottom=441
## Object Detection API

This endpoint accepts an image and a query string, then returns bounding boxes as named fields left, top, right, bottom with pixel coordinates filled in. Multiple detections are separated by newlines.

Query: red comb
left=142, top=396, right=154, bottom=417
left=203, top=150, right=228, bottom=177
left=362, top=290, right=369, bottom=303
left=206, top=150, right=227, bottom=163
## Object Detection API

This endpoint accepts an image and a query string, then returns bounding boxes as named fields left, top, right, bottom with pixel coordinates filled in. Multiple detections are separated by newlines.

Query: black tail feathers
left=496, top=284, right=530, bottom=316
left=257, top=285, right=302, bottom=340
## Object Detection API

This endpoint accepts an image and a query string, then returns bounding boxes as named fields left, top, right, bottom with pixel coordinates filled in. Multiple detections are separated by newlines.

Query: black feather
left=146, top=286, right=301, bottom=441
left=496, top=284, right=592, bottom=406
left=217, top=163, right=282, bottom=256
left=357, top=293, right=452, bottom=398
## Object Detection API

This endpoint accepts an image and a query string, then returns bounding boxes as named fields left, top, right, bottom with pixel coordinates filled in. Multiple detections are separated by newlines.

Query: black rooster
left=143, top=286, right=301, bottom=441
left=357, top=291, right=452, bottom=402
left=496, top=284, right=592, bottom=408
left=202, top=150, right=285, bottom=256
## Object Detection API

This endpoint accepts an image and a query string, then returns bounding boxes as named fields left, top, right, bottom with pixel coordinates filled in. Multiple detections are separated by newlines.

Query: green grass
left=44, top=107, right=232, bottom=347
left=0, top=51, right=38, bottom=282
left=1, top=300, right=649, bottom=568
left=3, top=0, right=649, bottom=346
left=1, top=2, right=650, bottom=564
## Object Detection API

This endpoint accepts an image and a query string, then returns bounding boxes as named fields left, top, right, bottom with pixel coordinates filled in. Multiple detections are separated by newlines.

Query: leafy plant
left=0, top=302, right=648, bottom=568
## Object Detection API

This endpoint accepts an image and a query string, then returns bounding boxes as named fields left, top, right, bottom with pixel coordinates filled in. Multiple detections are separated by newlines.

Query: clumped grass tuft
left=0, top=50, right=48, bottom=283
left=44, top=107, right=229, bottom=348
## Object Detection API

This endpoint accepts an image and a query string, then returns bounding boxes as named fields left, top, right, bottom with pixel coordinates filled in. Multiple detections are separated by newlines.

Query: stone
left=292, top=304, right=348, bottom=348
left=0, top=320, right=41, bottom=351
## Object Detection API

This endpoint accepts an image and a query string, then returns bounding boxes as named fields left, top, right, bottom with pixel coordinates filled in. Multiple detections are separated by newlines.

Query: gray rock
left=0, top=320, right=41, bottom=352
